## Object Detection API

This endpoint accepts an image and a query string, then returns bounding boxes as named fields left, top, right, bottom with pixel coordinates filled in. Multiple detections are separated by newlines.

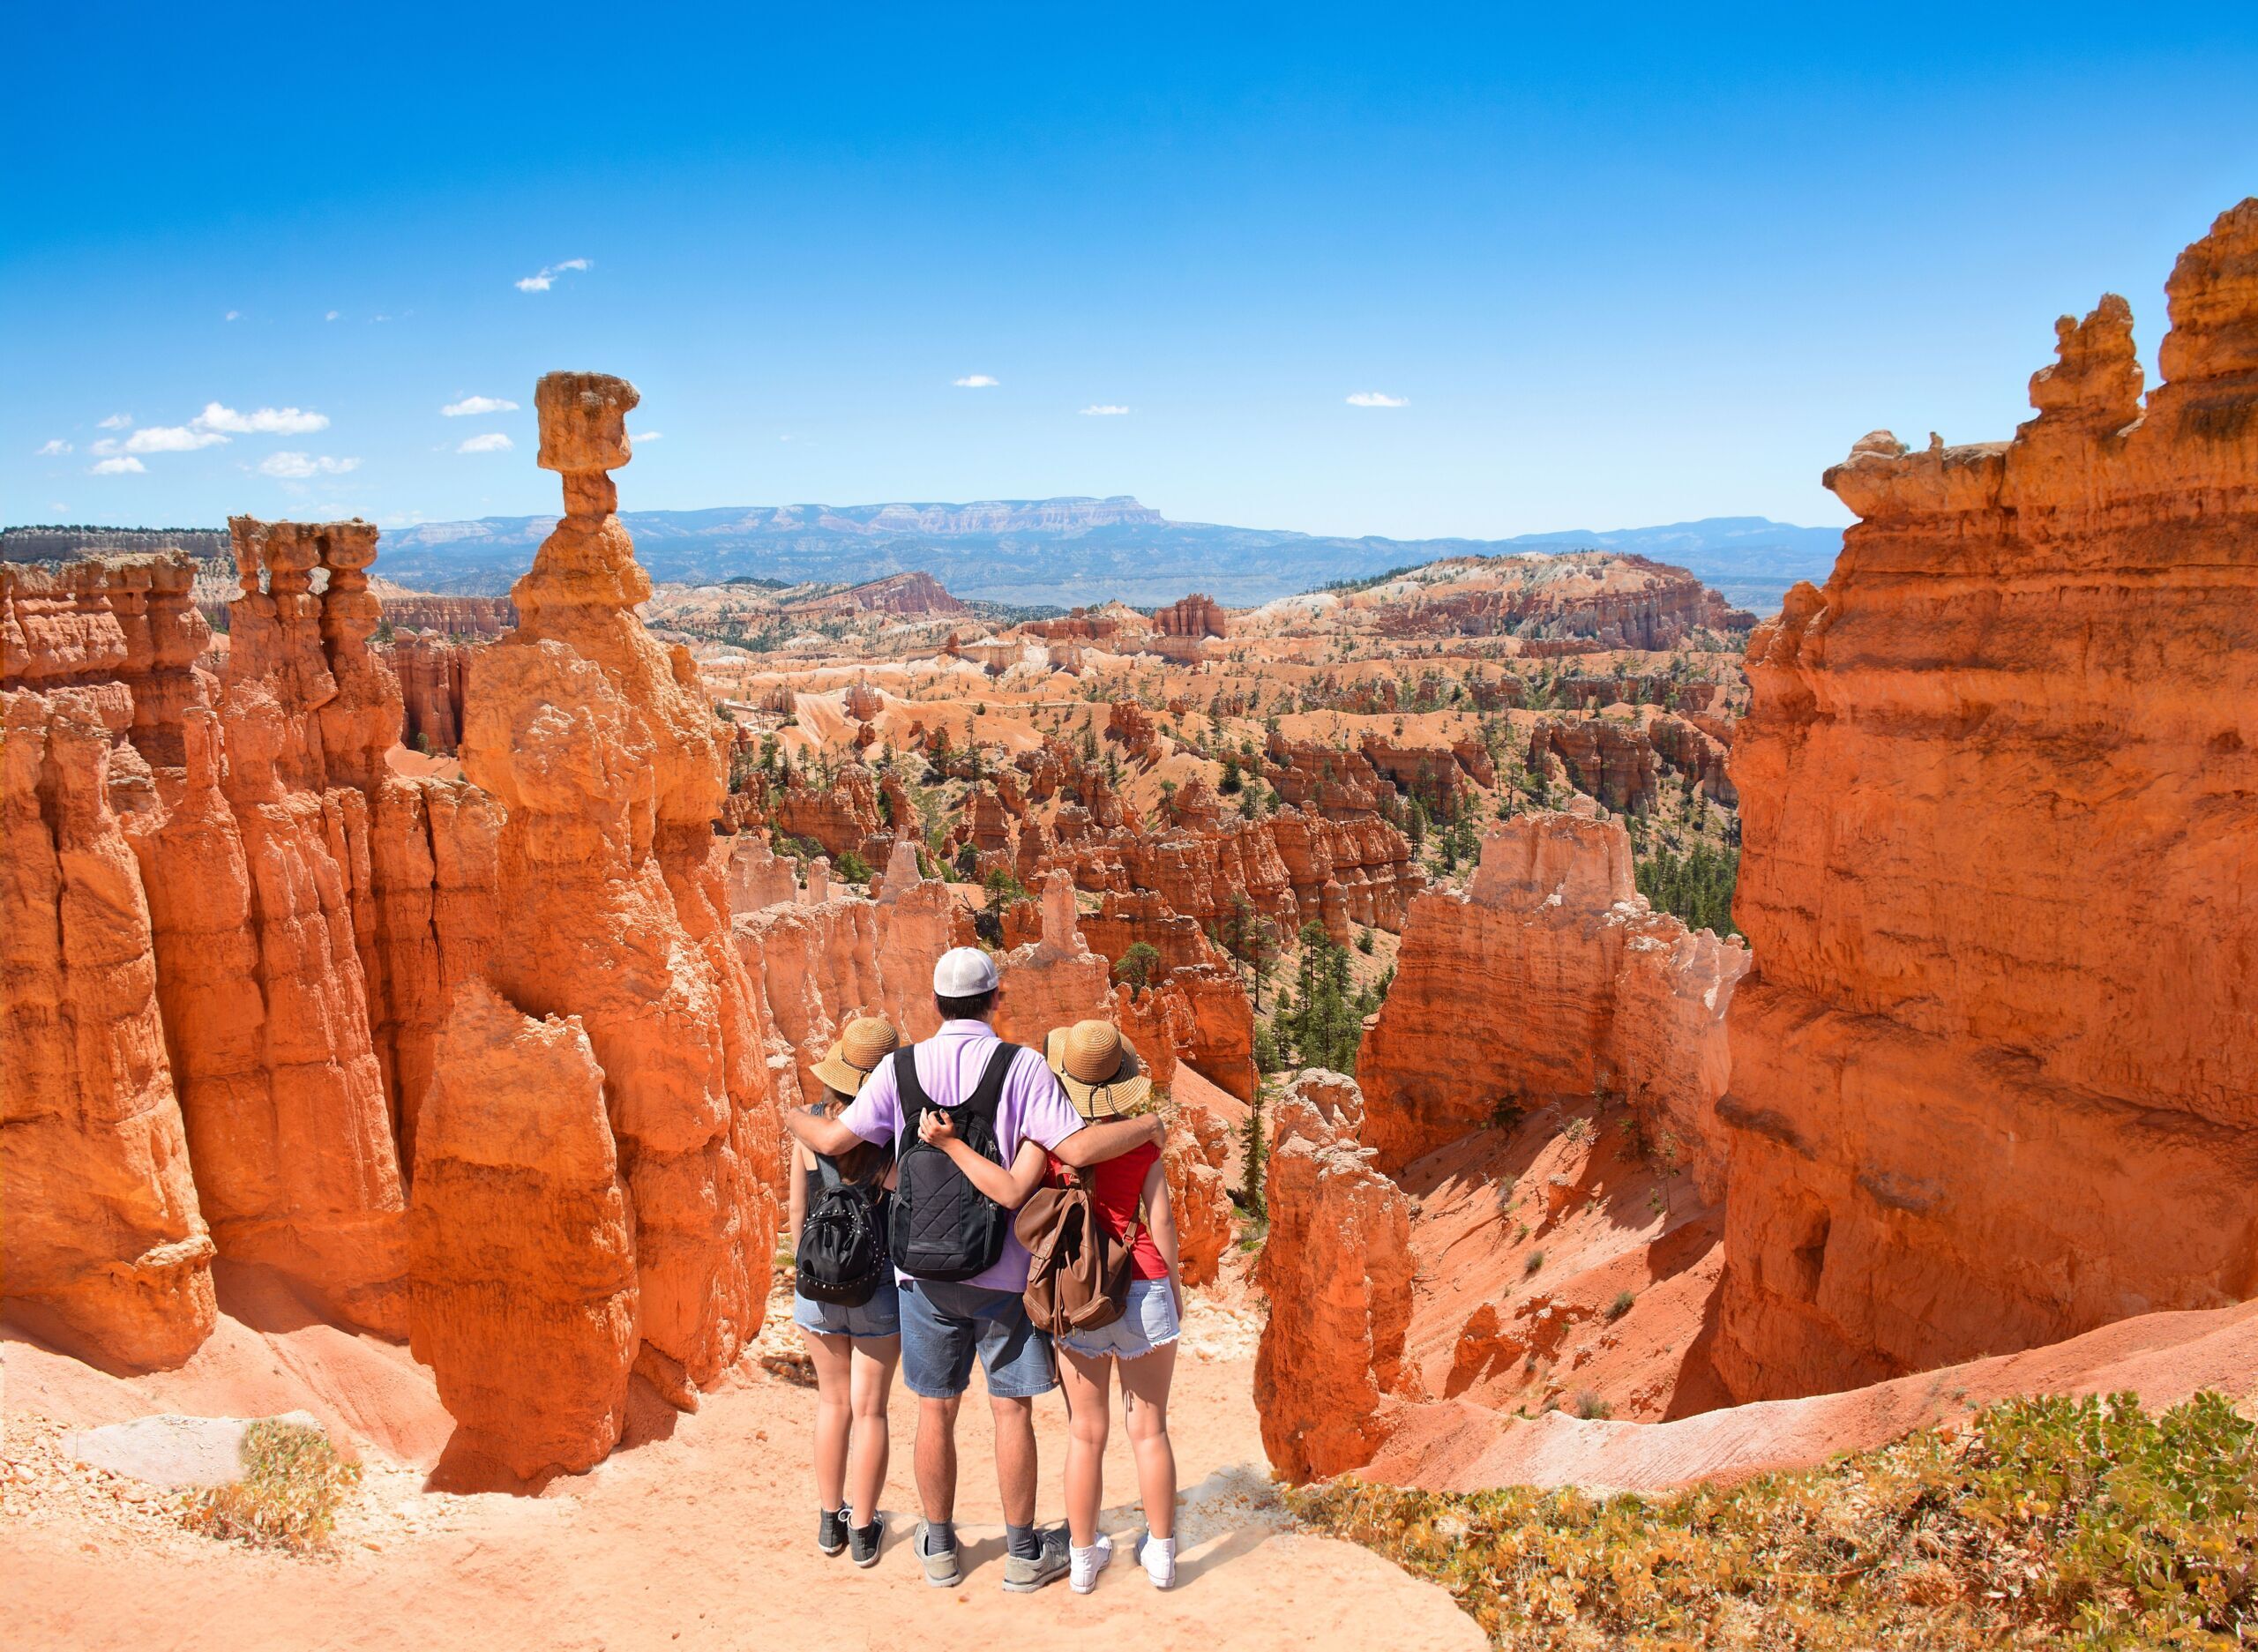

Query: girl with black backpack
left=788, top=1016, right=902, bottom=1568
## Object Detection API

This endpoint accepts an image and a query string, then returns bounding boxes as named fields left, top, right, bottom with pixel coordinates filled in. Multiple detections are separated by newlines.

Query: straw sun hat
left=1043, top=1020, right=1153, bottom=1120
left=810, top=1015, right=901, bottom=1099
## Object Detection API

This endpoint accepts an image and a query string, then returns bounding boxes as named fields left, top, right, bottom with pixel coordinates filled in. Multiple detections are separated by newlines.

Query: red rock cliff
left=1358, top=813, right=1748, bottom=1187
left=1716, top=199, right=2258, bottom=1402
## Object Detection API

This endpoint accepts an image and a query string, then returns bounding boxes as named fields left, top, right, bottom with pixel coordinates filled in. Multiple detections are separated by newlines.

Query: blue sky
left=7, top=4, right=2256, bottom=540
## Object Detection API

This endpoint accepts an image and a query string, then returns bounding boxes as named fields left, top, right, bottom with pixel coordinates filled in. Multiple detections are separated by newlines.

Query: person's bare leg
left=848, top=1338, right=900, bottom=1528
left=805, top=1332, right=854, bottom=1517
left=1058, top=1349, right=1113, bottom=1548
left=1119, top=1342, right=1178, bottom=1541
left=990, top=1393, right=1038, bottom=1529
left=916, top=1394, right=961, bottom=1525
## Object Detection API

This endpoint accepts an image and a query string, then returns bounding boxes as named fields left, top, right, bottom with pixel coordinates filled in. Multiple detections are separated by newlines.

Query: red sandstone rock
left=0, top=684, right=217, bottom=1370
left=408, top=981, right=639, bottom=1480
left=1, top=554, right=210, bottom=765
left=1527, top=715, right=1661, bottom=815
left=1254, top=1077, right=1417, bottom=1480
left=1151, top=593, right=1227, bottom=638
left=1357, top=814, right=1748, bottom=1187
left=383, top=632, right=475, bottom=754
left=378, top=594, right=515, bottom=636
left=769, top=763, right=889, bottom=864
left=1717, top=200, right=2258, bottom=1402
left=463, top=375, right=779, bottom=1392
left=991, top=871, right=1114, bottom=1049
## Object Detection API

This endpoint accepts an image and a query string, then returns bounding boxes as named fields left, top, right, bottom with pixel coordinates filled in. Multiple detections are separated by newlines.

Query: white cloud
left=90, top=456, right=146, bottom=475
left=98, top=412, right=131, bottom=430
left=194, top=401, right=330, bottom=435
left=457, top=432, right=513, bottom=453
left=258, top=452, right=361, bottom=479
left=953, top=374, right=999, bottom=388
left=1079, top=404, right=1130, bottom=416
left=1346, top=391, right=1409, bottom=407
left=631, top=430, right=662, bottom=441
left=441, top=395, right=520, bottom=417
left=515, top=258, right=592, bottom=293
left=125, top=424, right=230, bottom=453
left=325, top=310, right=340, bottom=321
left=35, top=438, right=72, bottom=457
left=225, top=310, right=242, bottom=321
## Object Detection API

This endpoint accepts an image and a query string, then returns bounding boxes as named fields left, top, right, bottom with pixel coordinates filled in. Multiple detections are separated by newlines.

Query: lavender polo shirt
left=838, top=1019, right=1085, bottom=1292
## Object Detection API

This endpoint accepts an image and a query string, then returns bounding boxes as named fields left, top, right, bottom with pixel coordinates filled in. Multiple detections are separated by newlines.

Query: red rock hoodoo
left=1716, top=199, right=2258, bottom=1402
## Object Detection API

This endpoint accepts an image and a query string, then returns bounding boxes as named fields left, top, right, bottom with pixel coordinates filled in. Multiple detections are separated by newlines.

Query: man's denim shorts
left=897, top=1279, right=1057, bottom=1400
left=793, top=1274, right=901, bottom=1341
left=1057, top=1277, right=1181, bottom=1362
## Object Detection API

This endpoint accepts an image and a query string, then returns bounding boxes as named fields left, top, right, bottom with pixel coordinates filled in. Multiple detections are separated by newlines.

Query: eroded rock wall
left=1716, top=200, right=2258, bottom=1402
left=1254, top=1076, right=1417, bottom=1480
left=1357, top=813, right=1748, bottom=1187
left=0, top=684, right=216, bottom=1369
left=408, top=983, right=639, bottom=1481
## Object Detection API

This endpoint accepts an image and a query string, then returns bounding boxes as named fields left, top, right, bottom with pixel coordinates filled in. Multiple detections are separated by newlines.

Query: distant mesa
left=41, top=502, right=1835, bottom=610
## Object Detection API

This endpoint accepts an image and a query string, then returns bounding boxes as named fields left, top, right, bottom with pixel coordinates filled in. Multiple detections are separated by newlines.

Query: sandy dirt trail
left=2, top=1288, right=1481, bottom=1652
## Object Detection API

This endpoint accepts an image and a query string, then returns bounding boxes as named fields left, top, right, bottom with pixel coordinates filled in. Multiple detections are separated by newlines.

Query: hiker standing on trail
left=781, top=947, right=1163, bottom=1593
left=788, top=1016, right=904, bottom=1571
left=921, top=1020, right=1184, bottom=1594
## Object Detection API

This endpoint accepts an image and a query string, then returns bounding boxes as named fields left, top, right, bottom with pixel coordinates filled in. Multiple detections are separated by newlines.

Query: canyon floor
left=0, top=1270, right=1482, bottom=1652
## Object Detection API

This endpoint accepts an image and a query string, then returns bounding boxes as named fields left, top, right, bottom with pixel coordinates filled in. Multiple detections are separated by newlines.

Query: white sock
left=1142, top=1532, right=1176, bottom=1587
left=1070, top=1532, right=1112, bottom=1593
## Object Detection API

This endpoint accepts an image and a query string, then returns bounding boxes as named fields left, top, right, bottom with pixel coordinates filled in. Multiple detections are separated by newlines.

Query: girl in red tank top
left=1045, top=1140, right=1170, bottom=1280
left=1038, top=1022, right=1183, bottom=1594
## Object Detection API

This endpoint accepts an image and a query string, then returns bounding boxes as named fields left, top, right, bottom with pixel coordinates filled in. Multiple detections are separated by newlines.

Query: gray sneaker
left=851, top=1513, right=886, bottom=1569
left=1003, top=1529, right=1072, bottom=1594
left=916, top=1521, right=961, bottom=1588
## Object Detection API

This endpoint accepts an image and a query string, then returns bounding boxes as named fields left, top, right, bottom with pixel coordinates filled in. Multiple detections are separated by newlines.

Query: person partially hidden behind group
left=922, top=1019, right=1183, bottom=1592
left=782, top=948, right=1163, bottom=1593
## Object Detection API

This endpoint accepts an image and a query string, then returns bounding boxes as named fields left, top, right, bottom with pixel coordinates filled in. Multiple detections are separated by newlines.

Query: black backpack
left=887, top=1043, right=1017, bottom=1282
left=795, top=1152, right=892, bottom=1306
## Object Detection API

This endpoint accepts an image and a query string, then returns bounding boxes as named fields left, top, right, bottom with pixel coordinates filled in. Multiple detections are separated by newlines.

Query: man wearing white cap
left=781, top=945, right=1161, bottom=1593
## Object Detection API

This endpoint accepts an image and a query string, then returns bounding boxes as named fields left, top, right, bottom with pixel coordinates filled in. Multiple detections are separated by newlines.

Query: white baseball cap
left=933, top=946, right=1001, bottom=998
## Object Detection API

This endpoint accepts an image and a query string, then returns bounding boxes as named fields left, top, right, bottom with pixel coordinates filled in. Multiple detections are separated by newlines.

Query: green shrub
left=1287, top=1391, right=2258, bottom=1649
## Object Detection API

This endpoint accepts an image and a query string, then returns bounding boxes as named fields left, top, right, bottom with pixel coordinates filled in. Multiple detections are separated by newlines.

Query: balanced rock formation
left=1716, top=199, right=2258, bottom=1402
left=460, top=372, right=779, bottom=1394
left=1358, top=813, right=1749, bottom=1190
left=408, top=983, right=639, bottom=1480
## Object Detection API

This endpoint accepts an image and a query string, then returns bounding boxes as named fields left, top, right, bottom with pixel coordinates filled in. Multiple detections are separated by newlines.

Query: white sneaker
left=1069, top=1532, right=1113, bottom=1595
left=1137, top=1531, right=1177, bottom=1589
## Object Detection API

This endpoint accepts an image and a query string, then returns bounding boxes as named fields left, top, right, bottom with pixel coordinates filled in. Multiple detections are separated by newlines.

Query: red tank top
left=1047, top=1141, right=1168, bottom=1280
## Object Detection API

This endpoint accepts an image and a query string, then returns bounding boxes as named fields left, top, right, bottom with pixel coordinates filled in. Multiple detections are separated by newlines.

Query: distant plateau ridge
left=3, top=498, right=1843, bottom=610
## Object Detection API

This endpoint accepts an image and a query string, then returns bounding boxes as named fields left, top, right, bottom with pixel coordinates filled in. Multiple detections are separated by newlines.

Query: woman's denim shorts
left=1057, top=1277, right=1180, bottom=1361
left=793, top=1274, right=901, bottom=1341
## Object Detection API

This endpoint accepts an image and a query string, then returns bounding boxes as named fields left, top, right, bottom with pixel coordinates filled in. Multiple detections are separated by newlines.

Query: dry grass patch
left=180, top=1420, right=361, bottom=1553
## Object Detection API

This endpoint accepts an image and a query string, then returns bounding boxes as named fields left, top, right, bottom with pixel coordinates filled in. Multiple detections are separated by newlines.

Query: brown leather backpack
left=1015, top=1171, right=1140, bottom=1337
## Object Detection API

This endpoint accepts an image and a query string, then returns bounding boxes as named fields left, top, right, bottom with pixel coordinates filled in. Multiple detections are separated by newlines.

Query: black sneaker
left=818, top=1508, right=848, bottom=1556
left=851, top=1512, right=886, bottom=1568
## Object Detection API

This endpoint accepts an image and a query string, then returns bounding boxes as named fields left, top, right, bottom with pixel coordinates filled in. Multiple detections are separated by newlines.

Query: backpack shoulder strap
left=892, top=1047, right=930, bottom=1136
left=961, top=1042, right=1019, bottom=1126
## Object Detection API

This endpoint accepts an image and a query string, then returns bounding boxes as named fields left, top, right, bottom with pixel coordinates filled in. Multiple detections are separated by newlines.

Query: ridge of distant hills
left=3, top=499, right=1842, bottom=610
